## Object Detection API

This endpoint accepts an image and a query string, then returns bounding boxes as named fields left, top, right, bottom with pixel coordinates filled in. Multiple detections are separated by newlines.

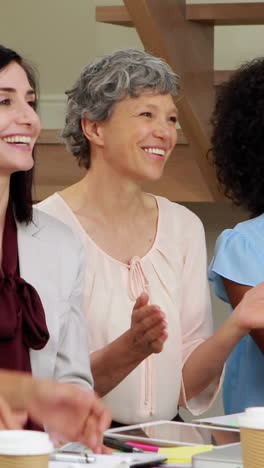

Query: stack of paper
left=158, top=445, right=213, bottom=466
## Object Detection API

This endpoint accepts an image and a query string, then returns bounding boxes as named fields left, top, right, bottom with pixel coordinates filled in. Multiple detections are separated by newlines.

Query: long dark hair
left=0, top=45, right=39, bottom=223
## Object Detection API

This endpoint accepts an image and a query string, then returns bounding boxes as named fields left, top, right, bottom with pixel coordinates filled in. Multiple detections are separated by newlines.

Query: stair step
left=96, top=5, right=132, bottom=27
left=186, top=3, right=264, bottom=25
left=96, top=3, right=264, bottom=27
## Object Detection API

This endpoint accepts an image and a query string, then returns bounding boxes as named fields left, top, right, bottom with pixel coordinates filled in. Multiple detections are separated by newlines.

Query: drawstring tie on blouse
left=128, top=256, right=149, bottom=301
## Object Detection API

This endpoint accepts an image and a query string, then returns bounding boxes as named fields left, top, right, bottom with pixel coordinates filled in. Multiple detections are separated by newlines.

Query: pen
left=103, top=436, right=144, bottom=453
left=50, top=451, right=96, bottom=463
left=126, top=442, right=159, bottom=452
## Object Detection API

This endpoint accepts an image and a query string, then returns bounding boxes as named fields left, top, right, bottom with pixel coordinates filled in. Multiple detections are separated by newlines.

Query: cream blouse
left=38, top=194, right=220, bottom=424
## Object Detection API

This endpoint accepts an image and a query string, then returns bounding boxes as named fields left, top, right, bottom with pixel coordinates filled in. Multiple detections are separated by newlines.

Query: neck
left=62, top=159, right=147, bottom=222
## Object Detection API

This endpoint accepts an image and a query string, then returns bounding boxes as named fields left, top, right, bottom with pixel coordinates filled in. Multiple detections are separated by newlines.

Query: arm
left=54, top=238, right=93, bottom=388
left=91, top=293, right=168, bottom=396
left=222, top=277, right=264, bottom=353
left=0, top=370, right=111, bottom=450
left=182, top=311, right=249, bottom=401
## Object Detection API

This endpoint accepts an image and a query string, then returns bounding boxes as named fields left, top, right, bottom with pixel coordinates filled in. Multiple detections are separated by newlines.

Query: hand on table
left=0, top=395, right=28, bottom=429
left=128, top=293, right=168, bottom=355
left=26, top=381, right=111, bottom=453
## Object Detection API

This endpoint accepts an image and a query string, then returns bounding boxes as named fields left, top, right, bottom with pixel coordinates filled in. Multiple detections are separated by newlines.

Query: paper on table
left=194, top=413, right=242, bottom=428
left=49, top=455, right=131, bottom=468
left=158, top=445, right=213, bottom=465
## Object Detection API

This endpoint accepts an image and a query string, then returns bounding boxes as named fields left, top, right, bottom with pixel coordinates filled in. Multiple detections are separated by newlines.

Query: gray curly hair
left=62, top=48, right=180, bottom=169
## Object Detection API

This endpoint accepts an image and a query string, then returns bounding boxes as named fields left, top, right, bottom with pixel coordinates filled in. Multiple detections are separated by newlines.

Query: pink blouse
left=38, top=194, right=221, bottom=424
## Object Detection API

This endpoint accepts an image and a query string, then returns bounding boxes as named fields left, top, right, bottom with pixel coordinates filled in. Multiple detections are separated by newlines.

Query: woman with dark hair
left=0, top=44, right=110, bottom=447
left=39, top=48, right=264, bottom=426
left=209, top=57, right=264, bottom=414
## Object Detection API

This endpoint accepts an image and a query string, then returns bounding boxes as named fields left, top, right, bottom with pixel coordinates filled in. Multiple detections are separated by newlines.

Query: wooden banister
left=96, top=5, right=132, bottom=26
left=186, top=3, right=264, bottom=26
left=96, top=3, right=264, bottom=27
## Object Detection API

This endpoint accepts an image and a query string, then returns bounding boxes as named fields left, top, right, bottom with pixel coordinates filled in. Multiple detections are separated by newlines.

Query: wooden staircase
left=94, top=1, right=264, bottom=201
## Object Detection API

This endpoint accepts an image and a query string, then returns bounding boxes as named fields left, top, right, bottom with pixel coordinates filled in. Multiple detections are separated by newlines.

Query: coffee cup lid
left=0, top=430, right=53, bottom=455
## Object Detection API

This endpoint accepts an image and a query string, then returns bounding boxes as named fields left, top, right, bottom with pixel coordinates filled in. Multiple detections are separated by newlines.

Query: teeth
left=2, top=136, right=32, bottom=144
left=144, top=147, right=165, bottom=156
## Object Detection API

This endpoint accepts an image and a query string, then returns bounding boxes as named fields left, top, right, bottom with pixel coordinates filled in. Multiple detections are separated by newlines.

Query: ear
left=81, top=118, right=104, bottom=146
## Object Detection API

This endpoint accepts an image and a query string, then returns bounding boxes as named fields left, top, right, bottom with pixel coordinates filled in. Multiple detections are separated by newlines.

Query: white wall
left=1, top=0, right=260, bottom=417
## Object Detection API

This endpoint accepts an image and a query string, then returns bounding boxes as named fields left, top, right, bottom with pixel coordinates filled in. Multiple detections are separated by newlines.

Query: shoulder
left=156, top=195, right=204, bottom=233
left=37, top=193, right=67, bottom=218
left=37, top=193, right=78, bottom=230
left=215, top=213, right=264, bottom=252
left=18, top=207, right=83, bottom=258
left=234, top=213, right=264, bottom=236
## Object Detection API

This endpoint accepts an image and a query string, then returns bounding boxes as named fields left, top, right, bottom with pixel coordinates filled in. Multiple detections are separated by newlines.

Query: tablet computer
left=106, top=420, right=240, bottom=447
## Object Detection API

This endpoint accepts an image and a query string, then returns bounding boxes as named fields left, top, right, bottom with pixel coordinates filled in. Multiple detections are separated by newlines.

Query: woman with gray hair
left=38, top=48, right=254, bottom=425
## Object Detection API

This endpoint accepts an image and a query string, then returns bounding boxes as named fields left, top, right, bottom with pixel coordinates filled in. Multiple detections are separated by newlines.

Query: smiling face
left=84, top=91, right=178, bottom=183
left=0, top=61, right=41, bottom=177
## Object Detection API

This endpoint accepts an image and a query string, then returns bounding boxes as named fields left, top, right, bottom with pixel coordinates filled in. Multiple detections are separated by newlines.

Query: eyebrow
left=0, top=87, right=35, bottom=96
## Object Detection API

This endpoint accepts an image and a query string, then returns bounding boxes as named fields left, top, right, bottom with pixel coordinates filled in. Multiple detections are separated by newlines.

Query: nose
left=153, top=119, right=177, bottom=143
left=15, top=101, right=39, bottom=128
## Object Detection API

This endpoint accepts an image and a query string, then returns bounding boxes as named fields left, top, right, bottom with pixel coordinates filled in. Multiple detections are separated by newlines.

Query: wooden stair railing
left=96, top=3, right=264, bottom=27
left=186, top=3, right=264, bottom=26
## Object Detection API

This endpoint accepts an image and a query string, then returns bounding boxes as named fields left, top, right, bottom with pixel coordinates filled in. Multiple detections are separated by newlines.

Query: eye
left=169, top=116, right=177, bottom=123
left=0, top=98, right=11, bottom=106
left=27, top=100, right=37, bottom=110
left=140, top=111, right=152, bottom=118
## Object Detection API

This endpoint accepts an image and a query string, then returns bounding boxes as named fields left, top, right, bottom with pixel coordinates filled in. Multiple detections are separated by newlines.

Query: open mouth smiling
left=143, top=147, right=166, bottom=160
left=1, top=135, right=33, bottom=148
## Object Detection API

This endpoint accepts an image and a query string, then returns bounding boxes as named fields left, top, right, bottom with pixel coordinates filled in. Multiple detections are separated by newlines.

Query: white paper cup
left=239, top=407, right=264, bottom=468
left=0, top=430, right=53, bottom=468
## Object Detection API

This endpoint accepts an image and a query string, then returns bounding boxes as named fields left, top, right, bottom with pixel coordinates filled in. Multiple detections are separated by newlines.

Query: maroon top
left=0, top=203, right=50, bottom=429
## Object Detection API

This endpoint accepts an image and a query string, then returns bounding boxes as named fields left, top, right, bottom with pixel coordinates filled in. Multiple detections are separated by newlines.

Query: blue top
left=208, top=213, right=264, bottom=414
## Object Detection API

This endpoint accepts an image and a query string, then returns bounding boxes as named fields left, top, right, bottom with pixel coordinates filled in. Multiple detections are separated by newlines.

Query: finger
left=13, top=410, right=28, bottom=428
left=0, top=397, right=25, bottom=429
left=136, top=310, right=167, bottom=334
left=132, top=304, right=165, bottom=324
left=148, top=331, right=168, bottom=353
left=79, top=413, right=102, bottom=451
left=133, top=293, right=149, bottom=310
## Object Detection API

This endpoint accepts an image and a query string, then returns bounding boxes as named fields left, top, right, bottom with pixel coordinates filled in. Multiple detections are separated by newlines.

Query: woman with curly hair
left=209, top=57, right=264, bottom=414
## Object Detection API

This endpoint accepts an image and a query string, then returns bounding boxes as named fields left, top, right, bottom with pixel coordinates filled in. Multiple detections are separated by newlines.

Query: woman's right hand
left=236, top=281, right=264, bottom=330
left=128, top=293, right=168, bottom=356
